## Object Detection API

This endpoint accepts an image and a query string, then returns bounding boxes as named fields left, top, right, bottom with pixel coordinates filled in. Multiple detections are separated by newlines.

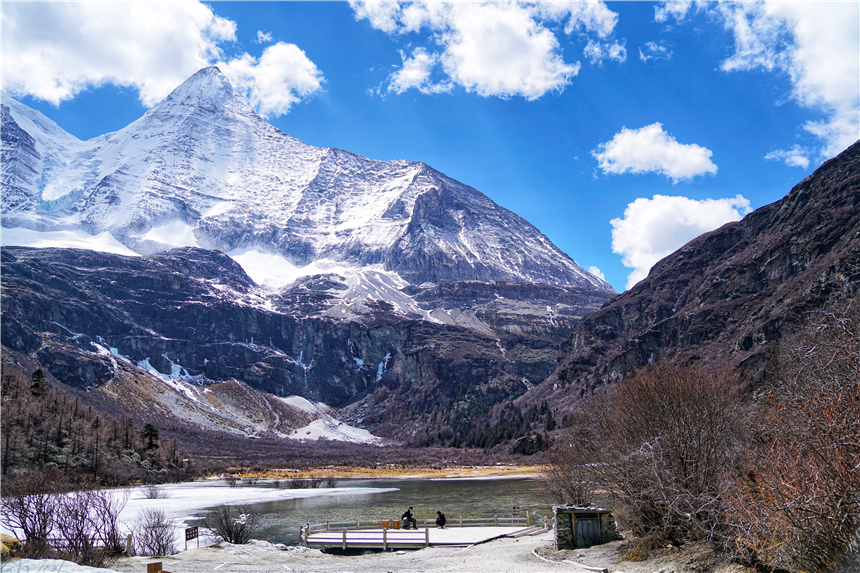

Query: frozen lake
left=2, top=476, right=549, bottom=551
left=243, top=476, right=549, bottom=545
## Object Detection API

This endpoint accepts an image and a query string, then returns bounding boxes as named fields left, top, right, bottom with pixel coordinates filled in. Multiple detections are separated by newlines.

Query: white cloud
left=611, top=194, right=751, bottom=290
left=256, top=30, right=273, bottom=44
left=218, top=43, right=323, bottom=118
left=1, top=2, right=323, bottom=117
left=765, top=145, right=810, bottom=169
left=584, top=40, right=627, bottom=65
left=587, top=266, right=606, bottom=282
left=593, top=123, right=717, bottom=181
left=348, top=0, right=402, bottom=34
left=658, top=1, right=859, bottom=159
left=388, top=48, right=452, bottom=95
left=351, top=1, right=621, bottom=99
left=639, top=41, right=672, bottom=63
left=654, top=1, right=693, bottom=24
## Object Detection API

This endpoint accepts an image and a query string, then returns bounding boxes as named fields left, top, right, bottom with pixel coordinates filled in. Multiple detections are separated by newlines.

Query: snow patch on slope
left=136, top=356, right=202, bottom=403
left=274, top=395, right=381, bottom=444
left=276, top=395, right=328, bottom=415
left=1, top=227, right=139, bottom=256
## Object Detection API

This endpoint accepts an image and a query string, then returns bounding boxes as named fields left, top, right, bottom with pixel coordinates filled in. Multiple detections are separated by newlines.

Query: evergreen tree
left=141, top=423, right=160, bottom=451
left=29, top=369, right=47, bottom=397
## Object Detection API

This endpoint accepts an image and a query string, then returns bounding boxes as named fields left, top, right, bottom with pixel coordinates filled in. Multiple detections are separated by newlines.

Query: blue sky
left=3, top=1, right=858, bottom=291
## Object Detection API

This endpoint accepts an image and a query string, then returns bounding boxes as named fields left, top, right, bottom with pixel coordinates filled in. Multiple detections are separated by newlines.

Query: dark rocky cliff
left=542, top=140, right=860, bottom=408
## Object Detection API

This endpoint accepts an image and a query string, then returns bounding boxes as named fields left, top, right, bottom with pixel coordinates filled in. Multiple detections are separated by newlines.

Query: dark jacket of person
left=436, top=512, right=446, bottom=527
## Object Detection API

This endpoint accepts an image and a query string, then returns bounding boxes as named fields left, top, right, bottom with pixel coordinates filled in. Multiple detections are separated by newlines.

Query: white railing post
left=494, top=515, right=498, bottom=526
left=342, top=529, right=347, bottom=550
left=425, top=528, right=429, bottom=547
left=383, top=528, right=388, bottom=551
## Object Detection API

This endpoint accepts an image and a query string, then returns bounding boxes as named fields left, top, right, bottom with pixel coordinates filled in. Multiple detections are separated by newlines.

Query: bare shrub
left=288, top=477, right=322, bottom=489
left=548, top=362, right=748, bottom=545
left=131, top=508, right=176, bottom=556
left=0, top=467, right=68, bottom=558
left=729, top=304, right=860, bottom=572
left=87, top=487, right=130, bottom=556
left=323, top=475, right=339, bottom=488
left=53, top=486, right=130, bottom=567
left=200, top=504, right=259, bottom=545
left=142, top=484, right=168, bottom=499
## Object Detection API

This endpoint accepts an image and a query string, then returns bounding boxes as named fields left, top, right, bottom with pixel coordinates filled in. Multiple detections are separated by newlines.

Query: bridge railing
left=299, top=513, right=543, bottom=545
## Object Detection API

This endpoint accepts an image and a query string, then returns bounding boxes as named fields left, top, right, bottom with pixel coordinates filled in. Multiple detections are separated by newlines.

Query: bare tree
left=729, top=304, right=860, bottom=572
left=540, top=406, right=600, bottom=506
left=131, top=508, right=177, bottom=556
left=547, top=362, right=749, bottom=546
left=200, top=504, right=259, bottom=545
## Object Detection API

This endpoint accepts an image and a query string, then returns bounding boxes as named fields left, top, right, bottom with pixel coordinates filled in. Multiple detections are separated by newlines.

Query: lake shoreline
left=229, top=463, right=545, bottom=480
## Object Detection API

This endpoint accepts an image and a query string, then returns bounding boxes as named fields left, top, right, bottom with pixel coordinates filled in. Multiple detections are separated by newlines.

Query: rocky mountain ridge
left=537, top=139, right=860, bottom=412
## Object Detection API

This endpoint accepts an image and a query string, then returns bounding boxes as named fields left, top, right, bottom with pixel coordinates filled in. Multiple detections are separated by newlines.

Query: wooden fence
left=44, top=534, right=133, bottom=556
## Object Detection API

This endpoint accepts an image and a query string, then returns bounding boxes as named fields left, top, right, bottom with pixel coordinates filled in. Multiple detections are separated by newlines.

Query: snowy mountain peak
left=140, top=66, right=241, bottom=126
left=165, top=66, right=234, bottom=104
left=1, top=67, right=614, bottom=299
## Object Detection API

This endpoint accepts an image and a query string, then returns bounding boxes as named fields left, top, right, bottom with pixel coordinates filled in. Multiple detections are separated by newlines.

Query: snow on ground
left=1, top=228, right=139, bottom=257
left=135, top=220, right=199, bottom=248
left=272, top=396, right=382, bottom=444
left=288, top=413, right=383, bottom=444
left=275, top=395, right=323, bottom=414
left=0, top=558, right=121, bottom=573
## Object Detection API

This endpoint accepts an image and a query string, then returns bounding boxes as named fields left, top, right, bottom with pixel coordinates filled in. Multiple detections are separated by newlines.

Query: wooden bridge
left=300, top=515, right=548, bottom=551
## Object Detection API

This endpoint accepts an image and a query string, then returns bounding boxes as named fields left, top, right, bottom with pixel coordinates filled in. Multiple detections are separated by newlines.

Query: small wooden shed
left=553, top=505, right=618, bottom=549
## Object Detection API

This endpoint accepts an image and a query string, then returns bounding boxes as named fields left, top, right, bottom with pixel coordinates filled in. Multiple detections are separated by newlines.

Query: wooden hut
left=553, top=505, right=618, bottom=549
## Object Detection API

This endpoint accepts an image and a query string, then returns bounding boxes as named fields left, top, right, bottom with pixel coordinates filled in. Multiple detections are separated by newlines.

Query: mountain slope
left=1, top=246, right=568, bottom=444
left=540, top=140, right=860, bottom=409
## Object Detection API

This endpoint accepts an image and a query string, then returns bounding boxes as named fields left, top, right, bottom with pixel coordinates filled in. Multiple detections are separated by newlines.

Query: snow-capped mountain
left=2, top=67, right=618, bottom=448
left=2, top=67, right=611, bottom=295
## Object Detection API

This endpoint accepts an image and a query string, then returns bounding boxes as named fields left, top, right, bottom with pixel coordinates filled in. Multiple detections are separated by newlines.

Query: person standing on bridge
left=402, top=506, right=417, bottom=529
